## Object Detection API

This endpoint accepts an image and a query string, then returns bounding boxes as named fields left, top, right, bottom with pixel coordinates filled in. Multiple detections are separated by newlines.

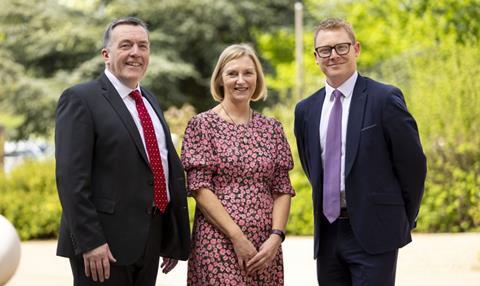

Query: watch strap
left=271, top=229, right=285, bottom=242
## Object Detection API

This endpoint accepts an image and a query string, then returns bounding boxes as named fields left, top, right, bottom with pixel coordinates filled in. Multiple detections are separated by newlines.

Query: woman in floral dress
left=181, top=44, right=295, bottom=285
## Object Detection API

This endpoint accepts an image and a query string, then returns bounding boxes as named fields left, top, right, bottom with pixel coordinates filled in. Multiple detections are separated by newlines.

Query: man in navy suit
left=294, top=18, right=426, bottom=285
left=55, top=17, right=190, bottom=285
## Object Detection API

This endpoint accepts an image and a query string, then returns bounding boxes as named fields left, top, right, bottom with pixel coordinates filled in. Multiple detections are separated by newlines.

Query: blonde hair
left=210, top=43, right=267, bottom=102
left=314, top=18, right=356, bottom=46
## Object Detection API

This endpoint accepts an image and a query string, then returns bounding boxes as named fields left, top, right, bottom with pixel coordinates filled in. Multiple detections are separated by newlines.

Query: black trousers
left=316, top=219, right=398, bottom=286
left=69, top=212, right=164, bottom=286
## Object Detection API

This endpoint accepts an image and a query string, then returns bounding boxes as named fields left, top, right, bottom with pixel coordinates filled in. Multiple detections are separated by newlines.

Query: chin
left=327, top=70, right=347, bottom=79
left=125, top=73, right=143, bottom=81
left=231, top=95, right=251, bottom=103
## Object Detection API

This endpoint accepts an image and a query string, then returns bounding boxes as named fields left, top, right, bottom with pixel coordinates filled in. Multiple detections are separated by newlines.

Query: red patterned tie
left=129, top=90, right=168, bottom=212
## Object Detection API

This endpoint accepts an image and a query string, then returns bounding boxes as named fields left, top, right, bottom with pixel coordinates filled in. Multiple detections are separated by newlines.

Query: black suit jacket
left=294, top=74, right=426, bottom=257
left=55, top=73, right=190, bottom=264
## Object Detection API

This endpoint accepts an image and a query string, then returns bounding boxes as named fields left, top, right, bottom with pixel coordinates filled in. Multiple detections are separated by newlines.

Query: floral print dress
left=181, top=110, right=295, bottom=286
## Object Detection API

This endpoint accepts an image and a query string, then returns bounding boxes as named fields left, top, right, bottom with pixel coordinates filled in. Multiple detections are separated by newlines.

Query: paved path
left=6, top=233, right=480, bottom=285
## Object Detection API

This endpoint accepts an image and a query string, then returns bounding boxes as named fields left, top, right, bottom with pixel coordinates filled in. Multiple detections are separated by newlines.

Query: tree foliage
left=0, top=0, right=103, bottom=138
left=0, top=0, right=295, bottom=139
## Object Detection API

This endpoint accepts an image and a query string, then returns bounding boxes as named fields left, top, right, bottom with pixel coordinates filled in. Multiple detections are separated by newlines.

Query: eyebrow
left=118, top=39, right=150, bottom=45
left=224, top=66, right=256, bottom=72
left=316, top=42, right=351, bottom=48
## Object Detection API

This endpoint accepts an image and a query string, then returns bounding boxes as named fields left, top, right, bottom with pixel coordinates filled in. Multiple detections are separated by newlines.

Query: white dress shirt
left=319, top=71, right=358, bottom=207
left=104, top=69, right=170, bottom=201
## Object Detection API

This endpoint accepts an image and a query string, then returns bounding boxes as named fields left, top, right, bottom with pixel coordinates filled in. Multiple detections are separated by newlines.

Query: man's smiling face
left=314, top=28, right=360, bottom=88
left=102, top=24, right=150, bottom=89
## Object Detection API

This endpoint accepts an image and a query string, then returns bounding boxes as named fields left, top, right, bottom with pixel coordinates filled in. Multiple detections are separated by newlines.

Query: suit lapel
left=98, top=74, right=149, bottom=165
left=308, top=89, right=326, bottom=179
left=141, top=89, right=169, bottom=133
left=141, top=88, right=175, bottom=152
left=345, top=75, right=367, bottom=177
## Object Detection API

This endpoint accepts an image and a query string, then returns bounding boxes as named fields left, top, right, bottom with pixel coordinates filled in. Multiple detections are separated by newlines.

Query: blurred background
left=0, top=0, right=479, bottom=284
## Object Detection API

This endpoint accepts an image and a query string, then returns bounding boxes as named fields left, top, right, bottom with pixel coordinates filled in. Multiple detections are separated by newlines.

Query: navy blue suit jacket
left=294, top=74, right=426, bottom=257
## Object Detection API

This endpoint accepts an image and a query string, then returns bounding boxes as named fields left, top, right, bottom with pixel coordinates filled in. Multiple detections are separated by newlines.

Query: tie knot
left=332, top=89, right=343, bottom=100
left=129, top=90, right=142, bottom=102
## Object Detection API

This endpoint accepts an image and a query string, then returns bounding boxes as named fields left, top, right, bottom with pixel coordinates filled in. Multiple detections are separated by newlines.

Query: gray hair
left=103, top=17, right=149, bottom=48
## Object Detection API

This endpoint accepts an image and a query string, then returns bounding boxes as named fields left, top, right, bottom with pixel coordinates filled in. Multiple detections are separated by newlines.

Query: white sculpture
left=0, top=215, right=21, bottom=286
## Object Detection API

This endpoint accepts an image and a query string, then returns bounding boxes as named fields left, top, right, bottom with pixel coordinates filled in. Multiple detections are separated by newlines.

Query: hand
left=160, top=257, right=178, bottom=274
left=82, top=243, right=117, bottom=282
left=231, top=234, right=258, bottom=272
left=246, top=235, right=282, bottom=274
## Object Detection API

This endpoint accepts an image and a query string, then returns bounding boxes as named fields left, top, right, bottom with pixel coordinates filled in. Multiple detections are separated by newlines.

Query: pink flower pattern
left=181, top=110, right=295, bottom=286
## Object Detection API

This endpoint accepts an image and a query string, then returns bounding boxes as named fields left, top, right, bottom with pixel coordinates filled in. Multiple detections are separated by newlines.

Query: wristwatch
left=271, top=229, right=285, bottom=242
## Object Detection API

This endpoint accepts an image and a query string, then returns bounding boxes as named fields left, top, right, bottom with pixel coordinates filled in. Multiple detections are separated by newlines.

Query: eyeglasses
left=314, top=43, right=353, bottom=58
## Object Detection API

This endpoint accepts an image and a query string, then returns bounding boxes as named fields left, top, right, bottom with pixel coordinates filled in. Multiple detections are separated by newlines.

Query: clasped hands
left=232, top=233, right=282, bottom=274
left=82, top=243, right=178, bottom=282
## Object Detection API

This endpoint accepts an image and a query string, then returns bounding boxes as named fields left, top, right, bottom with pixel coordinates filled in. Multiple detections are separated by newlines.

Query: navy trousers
left=316, top=219, right=398, bottom=286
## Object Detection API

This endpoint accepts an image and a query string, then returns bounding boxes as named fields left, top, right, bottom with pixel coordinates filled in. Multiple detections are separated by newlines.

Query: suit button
left=148, top=179, right=154, bottom=186
left=146, top=207, right=152, bottom=215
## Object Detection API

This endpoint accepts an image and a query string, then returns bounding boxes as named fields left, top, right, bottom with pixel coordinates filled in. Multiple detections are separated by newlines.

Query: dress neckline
left=208, top=108, right=256, bottom=127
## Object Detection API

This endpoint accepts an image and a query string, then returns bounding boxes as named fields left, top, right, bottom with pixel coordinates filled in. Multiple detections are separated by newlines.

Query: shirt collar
left=104, top=69, right=141, bottom=99
left=325, top=71, right=358, bottom=101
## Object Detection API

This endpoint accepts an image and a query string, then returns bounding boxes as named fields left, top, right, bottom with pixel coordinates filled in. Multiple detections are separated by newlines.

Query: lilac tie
left=323, top=89, right=343, bottom=223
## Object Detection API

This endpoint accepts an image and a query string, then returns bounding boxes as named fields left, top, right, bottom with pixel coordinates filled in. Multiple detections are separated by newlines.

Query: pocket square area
left=361, top=124, right=377, bottom=132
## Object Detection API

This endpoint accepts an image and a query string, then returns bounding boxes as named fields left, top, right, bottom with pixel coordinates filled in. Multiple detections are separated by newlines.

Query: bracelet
left=271, top=229, right=285, bottom=242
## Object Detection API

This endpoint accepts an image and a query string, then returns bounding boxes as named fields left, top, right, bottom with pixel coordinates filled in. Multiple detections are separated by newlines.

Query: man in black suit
left=294, top=18, right=426, bottom=285
left=55, top=17, right=190, bottom=285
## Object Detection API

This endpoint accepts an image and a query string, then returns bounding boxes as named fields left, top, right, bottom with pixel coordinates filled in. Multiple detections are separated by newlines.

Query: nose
left=130, top=44, right=140, bottom=56
left=237, top=74, right=246, bottom=83
left=329, top=48, right=340, bottom=59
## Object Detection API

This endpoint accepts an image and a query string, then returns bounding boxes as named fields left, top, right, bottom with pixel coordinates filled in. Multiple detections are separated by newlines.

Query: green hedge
left=2, top=134, right=478, bottom=241
left=0, top=156, right=315, bottom=239
left=0, top=159, right=60, bottom=240
left=286, top=171, right=314, bottom=235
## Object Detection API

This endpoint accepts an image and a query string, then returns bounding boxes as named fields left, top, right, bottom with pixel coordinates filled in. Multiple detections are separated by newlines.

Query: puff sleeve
left=270, top=120, right=295, bottom=196
left=181, top=115, right=217, bottom=195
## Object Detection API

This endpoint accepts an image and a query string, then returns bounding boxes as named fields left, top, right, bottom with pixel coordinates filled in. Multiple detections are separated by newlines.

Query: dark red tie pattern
left=129, top=90, right=168, bottom=212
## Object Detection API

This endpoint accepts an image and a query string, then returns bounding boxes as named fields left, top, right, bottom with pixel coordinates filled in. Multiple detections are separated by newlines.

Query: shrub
left=378, top=41, right=480, bottom=232
left=0, top=159, right=60, bottom=240
left=263, top=101, right=315, bottom=236
left=287, top=171, right=314, bottom=235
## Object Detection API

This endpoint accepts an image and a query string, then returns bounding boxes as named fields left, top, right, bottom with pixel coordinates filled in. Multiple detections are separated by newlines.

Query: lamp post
left=295, top=2, right=304, bottom=100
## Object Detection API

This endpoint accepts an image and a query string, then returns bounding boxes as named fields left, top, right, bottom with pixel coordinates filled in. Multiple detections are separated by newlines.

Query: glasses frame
left=314, top=42, right=353, bottom=58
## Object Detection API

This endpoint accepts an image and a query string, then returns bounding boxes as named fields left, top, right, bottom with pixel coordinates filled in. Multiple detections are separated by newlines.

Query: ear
left=314, top=51, right=320, bottom=65
left=101, top=48, right=110, bottom=62
left=353, top=41, right=361, bottom=57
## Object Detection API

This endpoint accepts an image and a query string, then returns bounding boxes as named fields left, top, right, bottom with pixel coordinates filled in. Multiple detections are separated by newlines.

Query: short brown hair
left=210, top=44, right=267, bottom=102
left=314, top=18, right=356, bottom=46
